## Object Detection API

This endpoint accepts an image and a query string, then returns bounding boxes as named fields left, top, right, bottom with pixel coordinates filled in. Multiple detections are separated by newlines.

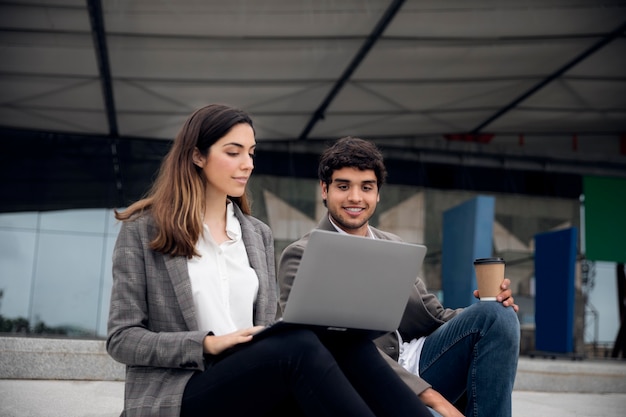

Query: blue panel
left=534, top=227, right=577, bottom=353
left=442, top=196, right=495, bottom=308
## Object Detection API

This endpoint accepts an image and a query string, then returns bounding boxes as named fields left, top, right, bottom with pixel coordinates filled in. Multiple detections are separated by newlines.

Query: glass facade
left=0, top=209, right=119, bottom=338
left=3, top=174, right=612, bottom=347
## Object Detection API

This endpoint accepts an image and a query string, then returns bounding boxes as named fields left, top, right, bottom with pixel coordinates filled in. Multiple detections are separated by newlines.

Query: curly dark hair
left=318, top=136, right=387, bottom=188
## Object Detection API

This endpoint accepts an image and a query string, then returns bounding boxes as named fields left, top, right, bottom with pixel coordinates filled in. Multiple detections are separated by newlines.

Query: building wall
left=0, top=175, right=601, bottom=343
left=0, top=209, right=118, bottom=337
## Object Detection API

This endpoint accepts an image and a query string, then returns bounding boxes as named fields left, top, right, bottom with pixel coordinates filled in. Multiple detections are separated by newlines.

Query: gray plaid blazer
left=107, top=204, right=278, bottom=417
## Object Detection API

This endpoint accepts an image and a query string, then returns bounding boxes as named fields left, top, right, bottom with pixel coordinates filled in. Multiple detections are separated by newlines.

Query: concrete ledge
left=514, top=357, right=626, bottom=394
left=2, top=336, right=626, bottom=395
left=0, top=337, right=124, bottom=381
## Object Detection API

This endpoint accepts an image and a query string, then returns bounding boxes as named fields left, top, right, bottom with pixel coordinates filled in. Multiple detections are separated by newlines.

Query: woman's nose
left=243, top=154, right=254, bottom=170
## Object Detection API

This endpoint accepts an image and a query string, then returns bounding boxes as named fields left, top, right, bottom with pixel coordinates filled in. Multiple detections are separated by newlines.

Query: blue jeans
left=419, top=301, right=520, bottom=417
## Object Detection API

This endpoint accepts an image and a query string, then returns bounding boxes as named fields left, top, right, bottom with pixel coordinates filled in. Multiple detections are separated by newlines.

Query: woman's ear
left=192, top=147, right=205, bottom=168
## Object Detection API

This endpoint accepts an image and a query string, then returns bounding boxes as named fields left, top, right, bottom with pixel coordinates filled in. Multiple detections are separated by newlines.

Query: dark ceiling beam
left=5, top=126, right=624, bottom=179
left=87, top=0, right=124, bottom=206
left=86, top=0, right=118, bottom=137
left=470, top=20, right=626, bottom=135
left=298, top=0, right=406, bottom=140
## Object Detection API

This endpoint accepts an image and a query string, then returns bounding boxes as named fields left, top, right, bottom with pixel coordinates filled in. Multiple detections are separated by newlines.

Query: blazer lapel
left=232, top=205, right=262, bottom=271
left=234, top=205, right=272, bottom=324
left=317, top=213, right=337, bottom=232
left=164, top=254, right=198, bottom=331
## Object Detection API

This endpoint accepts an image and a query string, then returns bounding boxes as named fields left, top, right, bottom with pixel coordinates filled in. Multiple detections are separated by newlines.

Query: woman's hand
left=203, top=326, right=266, bottom=355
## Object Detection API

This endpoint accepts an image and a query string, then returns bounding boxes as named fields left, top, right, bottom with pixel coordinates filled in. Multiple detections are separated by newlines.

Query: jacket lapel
left=234, top=206, right=271, bottom=324
left=164, top=254, right=198, bottom=331
left=317, top=213, right=336, bottom=232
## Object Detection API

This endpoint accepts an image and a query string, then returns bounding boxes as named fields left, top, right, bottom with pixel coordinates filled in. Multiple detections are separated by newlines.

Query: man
left=278, top=137, right=520, bottom=417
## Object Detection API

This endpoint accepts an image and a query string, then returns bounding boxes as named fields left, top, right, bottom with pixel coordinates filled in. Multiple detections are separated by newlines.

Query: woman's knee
left=272, top=329, right=333, bottom=362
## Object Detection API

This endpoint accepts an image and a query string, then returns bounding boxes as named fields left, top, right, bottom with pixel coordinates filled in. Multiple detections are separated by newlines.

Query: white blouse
left=187, top=202, right=259, bottom=335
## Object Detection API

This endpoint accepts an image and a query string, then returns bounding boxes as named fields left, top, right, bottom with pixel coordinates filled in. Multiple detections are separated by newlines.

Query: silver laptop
left=255, top=229, right=427, bottom=339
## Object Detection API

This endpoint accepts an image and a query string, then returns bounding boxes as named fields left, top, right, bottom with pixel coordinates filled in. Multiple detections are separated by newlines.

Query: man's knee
left=471, top=302, right=520, bottom=345
left=491, top=304, right=520, bottom=348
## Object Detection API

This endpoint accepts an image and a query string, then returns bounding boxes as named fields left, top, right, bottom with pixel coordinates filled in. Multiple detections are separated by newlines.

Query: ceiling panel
left=1, top=0, right=625, bottom=212
left=393, top=1, right=626, bottom=37
left=102, top=0, right=388, bottom=37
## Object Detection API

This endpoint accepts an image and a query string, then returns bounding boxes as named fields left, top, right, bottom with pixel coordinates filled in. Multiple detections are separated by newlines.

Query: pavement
left=1, top=337, right=626, bottom=416
left=1, top=378, right=626, bottom=417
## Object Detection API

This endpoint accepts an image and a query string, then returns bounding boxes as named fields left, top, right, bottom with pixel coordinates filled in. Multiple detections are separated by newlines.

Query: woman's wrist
left=202, top=332, right=215, bottom=354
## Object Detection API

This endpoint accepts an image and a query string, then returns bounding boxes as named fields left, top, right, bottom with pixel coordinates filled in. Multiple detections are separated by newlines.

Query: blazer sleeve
left=396, top=278, right=462, bottom=341
left=106, top=217, right=208, bottom=371
left=371, top=225, right=462, bottom=339
left=277, top=238, right=307, bottom=314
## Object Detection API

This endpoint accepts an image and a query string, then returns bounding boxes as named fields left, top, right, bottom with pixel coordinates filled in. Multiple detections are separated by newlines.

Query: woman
left=107, top=104, right=432, bottom=417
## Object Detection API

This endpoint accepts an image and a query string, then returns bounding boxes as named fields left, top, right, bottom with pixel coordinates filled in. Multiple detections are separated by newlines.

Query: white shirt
left=398, top=333, right=426, bottom=377
left=188, top=202, right=259, bottom=335
left=329, top=214, right=426, bottom=377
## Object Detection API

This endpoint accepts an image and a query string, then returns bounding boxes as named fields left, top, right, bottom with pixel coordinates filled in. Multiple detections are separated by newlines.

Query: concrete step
left=514, top=356, right=626, bottom=393
left=0, top=336, right=123, bottom=381
left=2, top=336, right=626, bottom=394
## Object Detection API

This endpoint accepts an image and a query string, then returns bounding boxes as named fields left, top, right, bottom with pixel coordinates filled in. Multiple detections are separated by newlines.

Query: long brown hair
left=116, top=104, right=254, bottom=258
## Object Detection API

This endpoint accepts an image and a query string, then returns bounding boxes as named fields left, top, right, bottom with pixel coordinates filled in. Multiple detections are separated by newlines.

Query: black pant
left=181, top=328, right=430, bottom=417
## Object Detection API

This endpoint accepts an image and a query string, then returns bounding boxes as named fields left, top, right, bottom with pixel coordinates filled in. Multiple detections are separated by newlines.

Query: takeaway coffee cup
left=473, top=257, right=505, bottom=301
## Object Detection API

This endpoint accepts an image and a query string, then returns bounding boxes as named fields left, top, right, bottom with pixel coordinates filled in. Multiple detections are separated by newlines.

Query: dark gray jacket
left=278, top=213, right=461, bottom=394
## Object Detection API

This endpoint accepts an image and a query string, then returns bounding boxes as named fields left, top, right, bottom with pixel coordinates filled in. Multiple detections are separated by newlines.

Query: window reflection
left=0, top=209, right=119, bottom=339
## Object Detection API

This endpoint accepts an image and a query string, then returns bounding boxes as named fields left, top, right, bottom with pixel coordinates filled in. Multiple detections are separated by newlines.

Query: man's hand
left=418, top=387, right=464, bottom=417
left=203, top=326, right=265, bottom=355
left=473, top=278, right=519, bottom=312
